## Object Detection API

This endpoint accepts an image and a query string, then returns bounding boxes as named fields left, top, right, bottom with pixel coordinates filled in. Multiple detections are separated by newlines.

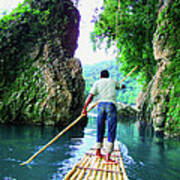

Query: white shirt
left=90, top=78, right=122, bottom=105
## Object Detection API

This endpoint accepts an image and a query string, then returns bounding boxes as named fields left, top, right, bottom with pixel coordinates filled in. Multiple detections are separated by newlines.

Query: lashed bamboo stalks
left=78, top=155, right=91, bottom=180
left=83, top=155, right=96, bottom=180
left=63, top=138, right=128, bottom=180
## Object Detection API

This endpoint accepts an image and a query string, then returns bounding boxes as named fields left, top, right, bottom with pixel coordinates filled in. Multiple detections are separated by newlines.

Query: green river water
left=0, top=116, right=180, bottom=180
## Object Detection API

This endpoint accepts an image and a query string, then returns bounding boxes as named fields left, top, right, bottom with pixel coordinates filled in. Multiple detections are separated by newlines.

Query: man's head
left=100, top=70, right=109, bottom=78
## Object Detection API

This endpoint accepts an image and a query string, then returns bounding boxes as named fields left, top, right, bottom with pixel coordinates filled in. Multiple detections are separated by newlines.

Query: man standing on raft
left=82, top=69, right=125, bottom=163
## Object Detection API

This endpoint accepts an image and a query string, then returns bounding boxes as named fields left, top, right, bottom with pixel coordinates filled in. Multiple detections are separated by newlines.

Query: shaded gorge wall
left=0, top=0, right=85, bottom=126
left=137, top=0, right=180, bottom=137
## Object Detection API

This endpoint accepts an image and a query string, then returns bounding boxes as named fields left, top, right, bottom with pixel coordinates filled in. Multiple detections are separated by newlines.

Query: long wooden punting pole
left=119, top=66, right=138, bottom=84
left=20, top=66, right=137, bottom=166
left=20, top=102, right=98, bottom=166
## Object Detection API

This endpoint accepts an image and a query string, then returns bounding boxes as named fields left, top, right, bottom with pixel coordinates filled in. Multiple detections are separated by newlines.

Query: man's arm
left=81, top=93, right=94, bottom=116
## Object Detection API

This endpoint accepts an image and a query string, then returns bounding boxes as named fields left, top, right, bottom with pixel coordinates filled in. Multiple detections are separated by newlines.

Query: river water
left=0, top=116, right=180, bottom=180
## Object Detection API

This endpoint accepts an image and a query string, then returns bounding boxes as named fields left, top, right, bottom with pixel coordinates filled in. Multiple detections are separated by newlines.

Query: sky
left=0, top=0, right=24, bottom=14
left=74, top=0, right=115, bottom=65
left=0, top=0, right=115, bottom=65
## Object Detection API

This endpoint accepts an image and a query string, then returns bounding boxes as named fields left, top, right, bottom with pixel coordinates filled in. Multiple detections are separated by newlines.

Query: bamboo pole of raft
left=78, top=155, right=91, bottom=180
left=113, top=162, right=118, bottom=180
left=63, top=165, right=76, bottom=180
left=96, top=161, right=104, bottom=179
left=112, top=153, right=118, bottom=179
left=70, top=155, right=89, bottom=180
left=63, top=156, right=85, bottom=180
left=119, top=154, right=128, bottom=180
left=108, top=164, right=112, bottom=180
left=91, top=157, right=101, bottom=179
left=112, top=164, right=116, bottom=180
left=117, top=163, right=123, bottom=180
left=104, top=163, right=108, bottom=179
left=84, top=155, right=97, bottom=180
left=117, top=157, right=122, bottom=180
left=20, top=102, right=98, bottom=166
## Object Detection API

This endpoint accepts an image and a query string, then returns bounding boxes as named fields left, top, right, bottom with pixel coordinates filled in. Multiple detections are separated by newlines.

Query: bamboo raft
left=63, top=138, right=128, bottom=180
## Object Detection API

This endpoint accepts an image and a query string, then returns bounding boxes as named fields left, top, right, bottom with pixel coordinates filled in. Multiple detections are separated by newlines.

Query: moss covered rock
left=137, top=0, right=180, bottom=137
left=0, top=0, right=85, bottom=126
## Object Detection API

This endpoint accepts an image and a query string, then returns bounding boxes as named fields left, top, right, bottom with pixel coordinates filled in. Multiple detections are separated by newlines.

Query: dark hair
left=100, top=70, right=109, bottom=78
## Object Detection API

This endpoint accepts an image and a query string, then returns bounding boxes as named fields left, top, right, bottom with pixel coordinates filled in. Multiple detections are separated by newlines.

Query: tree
left=91, top=0, right=159, bottom=84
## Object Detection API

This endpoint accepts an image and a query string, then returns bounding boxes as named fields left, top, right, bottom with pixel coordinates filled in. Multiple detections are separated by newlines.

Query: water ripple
left=119, top=141, right=135, bottom=165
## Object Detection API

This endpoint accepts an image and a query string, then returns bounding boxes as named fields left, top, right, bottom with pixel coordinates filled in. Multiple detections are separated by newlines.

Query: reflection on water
left=116, top=121, right=180, bottom=180
left=0, top=123, right=88, bottom=180
left=0, top=116, right=180, bottom=180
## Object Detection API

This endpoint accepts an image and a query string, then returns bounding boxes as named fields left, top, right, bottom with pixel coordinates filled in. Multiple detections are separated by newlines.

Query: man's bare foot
left=96, top=149, right=104, bottom=158
left=105, top=153, right=118, bottom=164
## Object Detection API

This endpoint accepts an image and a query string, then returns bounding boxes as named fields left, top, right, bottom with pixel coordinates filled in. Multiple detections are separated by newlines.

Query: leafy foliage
left=91, top=0, right=159, bottom=83
left=162, top=53, right=180, bottom=136
left=91, top=0, right=180, bottom=136
left=156, top=0, right=180, bottom=136
left=0, top=60, right=50, bottom=124
left=0, top=0, right=77, bottom=124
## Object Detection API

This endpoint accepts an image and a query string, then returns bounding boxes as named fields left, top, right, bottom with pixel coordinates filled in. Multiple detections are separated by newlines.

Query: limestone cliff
left=0, top=0, right=85, bottom=126
left=137, top=0, right=180, bottom=136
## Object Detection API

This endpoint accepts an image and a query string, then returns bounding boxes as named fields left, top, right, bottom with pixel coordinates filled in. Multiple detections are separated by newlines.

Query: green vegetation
left=91, top=0, right=159, bottom=84
left=0, top=0, right=179, bottom=135
left=0, top=0, right=77, bottom=124
left=90, top=0, right=180, bottom=136
left=0, top=2, right=48, bottom=124
left=157, top=1, right=180, bottom=135
left=83, top=60, right=141, bottom=105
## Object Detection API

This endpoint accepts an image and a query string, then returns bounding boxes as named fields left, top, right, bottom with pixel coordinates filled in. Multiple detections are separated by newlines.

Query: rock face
left=117, top=102, right=138, bottom=123
left=42, top=56, right=85, bottom=126
left=0, top=0, right=85, bottom=126
left=137, top=0, right=180, bottom=136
